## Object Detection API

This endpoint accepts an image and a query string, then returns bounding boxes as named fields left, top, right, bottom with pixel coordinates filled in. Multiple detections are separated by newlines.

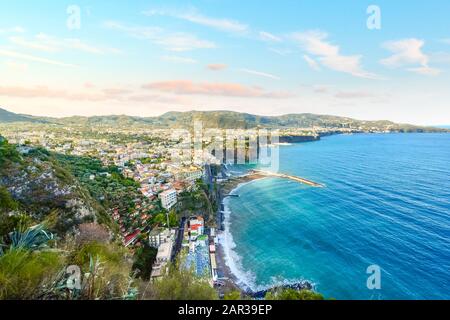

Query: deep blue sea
left=223, top=133, right=450, bottom=300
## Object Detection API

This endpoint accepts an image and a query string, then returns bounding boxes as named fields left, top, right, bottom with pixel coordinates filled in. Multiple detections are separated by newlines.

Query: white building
left=149, top=228, right=175, bottom=248
left=159, top=189, right=177, bottom=210
left=150, top=240, right=174, bottom=279
left=176, top=168, right=204, bottom=182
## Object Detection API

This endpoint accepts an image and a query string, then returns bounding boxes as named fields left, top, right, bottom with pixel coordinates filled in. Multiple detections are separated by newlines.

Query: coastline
left=215, top=173, right=267, bottom=294
left=215, top=172, right=315, bottom=297
left=220, top=173, right=267, bottom=195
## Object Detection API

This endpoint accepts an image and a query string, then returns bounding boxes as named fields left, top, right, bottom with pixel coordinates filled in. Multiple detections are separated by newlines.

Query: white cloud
left=268, top=48, right=292, bottom=56
left=0, top=49, right=76, bottom=67
left=292, top=30, right=378, bottom=79
left=303, top=55, right=321, bottom=71
left=259, top=31, right=282, bottom=42
left=381, top=38, right=440, bottom=76
left=144, top=9, right=248, bottom=34
left=0, top=26, right=25, bottom=34
left=161, top=55, right=197, bottom=64
left=104, top=21, right=215, bottom=51
left=239, top=68, right=280, bottom=80
left=8, top=33, right=120, bottom=55
left=407, top=66, right=441, bottom=76
left=4, top=60, right=28, bottom=72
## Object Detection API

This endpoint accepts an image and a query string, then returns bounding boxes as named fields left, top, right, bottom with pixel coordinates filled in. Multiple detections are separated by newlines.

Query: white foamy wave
left=219, top=180, right=316, bottom=293
left=219, top=194, right=259, bottom=291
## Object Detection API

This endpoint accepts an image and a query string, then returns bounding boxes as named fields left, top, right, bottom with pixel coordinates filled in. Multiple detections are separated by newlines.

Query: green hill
left=0, top=107, right=47, bottom=123
left=0, top=136, right=113, bottom=235
left=0, top=107, right=448, bottom=132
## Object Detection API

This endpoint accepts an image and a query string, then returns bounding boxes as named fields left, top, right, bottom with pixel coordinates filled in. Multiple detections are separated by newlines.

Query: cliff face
left=279, top=135, right=320, bottom=143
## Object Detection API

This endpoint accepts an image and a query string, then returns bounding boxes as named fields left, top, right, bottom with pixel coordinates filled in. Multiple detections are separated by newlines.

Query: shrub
left=67, top=241, right=132, bottom=300
left=132, top=244, right=157, bottom=280
left=0, top=249, right=63, bottom=300
left=0, top=187, right=18, bottom=212
left=148, top=262, right=218, bottom=300
left=265, top=288, right=325, bottom=300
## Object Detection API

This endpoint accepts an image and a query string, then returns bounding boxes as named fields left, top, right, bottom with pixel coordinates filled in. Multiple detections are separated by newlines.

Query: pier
left=251, top=170, right=325, bottom=187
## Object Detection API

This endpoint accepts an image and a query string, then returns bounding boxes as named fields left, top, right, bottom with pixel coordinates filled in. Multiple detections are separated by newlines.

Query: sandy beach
left=214, top=173, right=267, bottom=295
left=220, top=173, right=267, bottom=195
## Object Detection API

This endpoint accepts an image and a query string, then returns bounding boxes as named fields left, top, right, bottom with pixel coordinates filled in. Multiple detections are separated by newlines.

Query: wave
left=219, top=180, right=315, bottom=293
left=219, top=183, right=259, bottom=291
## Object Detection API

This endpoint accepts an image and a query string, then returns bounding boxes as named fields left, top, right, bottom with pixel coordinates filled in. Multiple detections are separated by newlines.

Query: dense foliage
left=132, top=244, right=158, bottom=280
left=0, top=136, right=20, bottom=168
left=147, top=262, right=218, bottom=300
left=265, top=288, right=325, bottom=300
left=55, top=154, right=141, bottom=214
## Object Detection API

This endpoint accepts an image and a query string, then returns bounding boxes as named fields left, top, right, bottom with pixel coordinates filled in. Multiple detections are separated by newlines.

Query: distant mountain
left=0, top=107, right=47, bottom=123
left=0, top=107, right=448, bottom=133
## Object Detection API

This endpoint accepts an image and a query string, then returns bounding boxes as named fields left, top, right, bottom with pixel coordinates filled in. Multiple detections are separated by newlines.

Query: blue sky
left=1, top=0, right=450, bottom=124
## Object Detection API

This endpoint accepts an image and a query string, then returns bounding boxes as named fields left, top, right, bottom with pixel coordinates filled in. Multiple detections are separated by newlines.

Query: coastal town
left=1, top=111, right=445, bottom=300
left=0, top=121, right=253, bottom=293
left=0, top=119, right=332, bottom=295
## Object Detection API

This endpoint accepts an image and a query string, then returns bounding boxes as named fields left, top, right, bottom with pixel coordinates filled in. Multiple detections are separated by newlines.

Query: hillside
left=0, top=107, right=46, bottom=123
left=0, top=107, right=448, bottom=132
left=0, top=136, right=113, bottom=235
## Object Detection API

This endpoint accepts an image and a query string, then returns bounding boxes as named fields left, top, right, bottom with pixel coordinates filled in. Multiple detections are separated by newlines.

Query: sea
left=221, top=133, right=450, bottom=300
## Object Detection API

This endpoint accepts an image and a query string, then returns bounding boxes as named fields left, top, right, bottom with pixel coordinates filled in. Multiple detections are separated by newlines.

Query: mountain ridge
left=0, top=107, right=448, bottom=132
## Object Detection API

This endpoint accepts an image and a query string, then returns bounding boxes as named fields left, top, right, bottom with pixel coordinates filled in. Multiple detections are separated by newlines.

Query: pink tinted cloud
left=0, top=85, right=188, bottom=104
left=207, top=63, right=227, bottom=71
left=143, top=80, right=291, bottom=98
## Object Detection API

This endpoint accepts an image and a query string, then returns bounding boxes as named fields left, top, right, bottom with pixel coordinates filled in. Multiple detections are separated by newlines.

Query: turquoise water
left=224, top=133, right=450, bottom=300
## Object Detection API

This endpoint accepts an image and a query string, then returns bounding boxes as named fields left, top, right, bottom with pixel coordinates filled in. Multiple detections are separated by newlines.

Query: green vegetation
left=147, top=262, right=218, bottom=300
left=265, top=288, right=325, bottom=300
left=151, top=210, right=178, bottom=228
left=223, top=290, right=242, bottom=300
left=178, top=179, right=215, bottom=225
left=0, top=223, right=135, bottom=300
left=0, top=186, right=18, bottom=212
left=132, top=244, right=158, bottom=280
left=0, top=136, right=20, bottom=166
left=55, top=154, right=141, bottom=214
left=0, top=249, right=64, bottom=299
left=3, top=108, right=448, bottom=132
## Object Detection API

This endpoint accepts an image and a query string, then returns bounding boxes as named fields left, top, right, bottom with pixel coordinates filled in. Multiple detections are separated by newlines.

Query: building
left=123, top=230, right=141, bottom=247
left=159, top=189, right=177, bottom=210
left=151, top=240, right=174, bottom=279
left=188, top=216, right=204, bottom=241
left=175, top=167, right=204, bottom=182
left=149, top=228, right=175, bottom=248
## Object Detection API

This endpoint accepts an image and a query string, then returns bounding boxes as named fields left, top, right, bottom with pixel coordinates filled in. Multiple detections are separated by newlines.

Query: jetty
left=251, top=170, right=325, bottom=187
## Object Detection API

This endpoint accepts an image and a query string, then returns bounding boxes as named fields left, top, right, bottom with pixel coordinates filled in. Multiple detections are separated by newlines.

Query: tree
left=224, top=290, right=242, bottom=300
left=0, top=186, right=18, bottom=212
left=132, top=244, right=157, bottom=280
left=265, top=288, right=324, bottom=300
left=0, top=249, right=63, bottom=300
left=149, top=262, right=218, bottom=300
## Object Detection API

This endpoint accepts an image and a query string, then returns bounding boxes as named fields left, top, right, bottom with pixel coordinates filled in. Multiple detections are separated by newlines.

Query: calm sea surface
left=224, top=133, right=450, bottom=300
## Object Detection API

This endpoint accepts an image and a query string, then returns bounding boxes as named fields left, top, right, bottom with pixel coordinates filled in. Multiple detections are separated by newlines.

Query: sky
left=1, top=0, right=450, bottom=125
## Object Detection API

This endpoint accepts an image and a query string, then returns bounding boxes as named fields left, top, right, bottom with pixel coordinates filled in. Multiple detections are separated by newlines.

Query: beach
left=220, top=173, right=267, bottom=195
left=214, top=173, right=267, bottom=295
